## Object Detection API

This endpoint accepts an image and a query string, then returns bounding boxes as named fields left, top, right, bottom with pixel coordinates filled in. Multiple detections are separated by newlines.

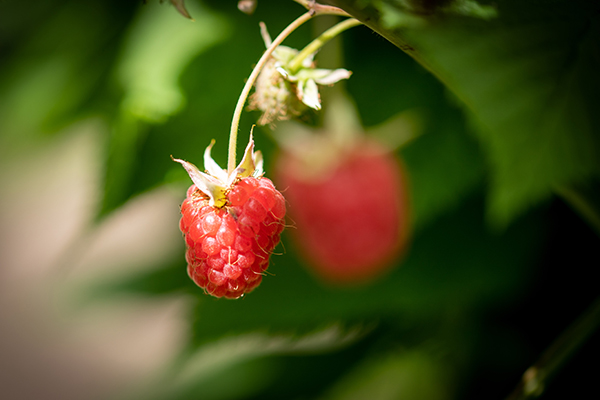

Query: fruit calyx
left=249, top=23, right=352, bottom=126
left=172, top=135, right=263, bottom=208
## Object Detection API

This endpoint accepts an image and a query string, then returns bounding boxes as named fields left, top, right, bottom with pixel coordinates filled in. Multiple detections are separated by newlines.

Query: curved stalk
left=227, top=12, right=313, bottom=173
left=288, top=17, right=362, bottom=74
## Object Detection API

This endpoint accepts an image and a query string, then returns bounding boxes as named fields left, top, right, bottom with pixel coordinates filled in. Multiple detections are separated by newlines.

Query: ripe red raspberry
left=174, top=137, right=286, bottom=299
left=275, top=139, right=410, bottom=284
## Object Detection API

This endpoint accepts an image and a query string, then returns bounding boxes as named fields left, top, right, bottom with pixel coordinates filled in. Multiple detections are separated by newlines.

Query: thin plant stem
left=227, top=12, right=313, bottom=173
left=293, top=0, right=351, bottom=17
left=505, top=296, right=600, bottom=400
left=288, top=17, right=362, bottom=74
left=555, top=185, right=600, bottom=238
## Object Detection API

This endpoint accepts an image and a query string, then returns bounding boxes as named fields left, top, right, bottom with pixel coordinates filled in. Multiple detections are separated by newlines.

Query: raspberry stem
left=555, top=185, right=600, bottom=237
left=505, top=296, right=600, bottom=400
left=287, top=17, right=362, bottom=75
left=293, top=0, right=351, bottom=17
left=228, top=11, right=313, bottom=174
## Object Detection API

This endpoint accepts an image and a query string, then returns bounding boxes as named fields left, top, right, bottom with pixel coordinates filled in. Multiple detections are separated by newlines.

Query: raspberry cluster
left=180, top=177, right=286, bottom=299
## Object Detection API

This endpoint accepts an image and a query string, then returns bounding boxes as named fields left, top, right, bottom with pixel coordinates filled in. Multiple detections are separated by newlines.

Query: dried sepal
left=204, top=140, right=228, bottom=183
left=173, top=134, right=263, bottom=208
left=249, top=23, right=351, bottom=125
left=234, top=132, right=264, bottom=179
left=171, top=157, right=228, bottom=207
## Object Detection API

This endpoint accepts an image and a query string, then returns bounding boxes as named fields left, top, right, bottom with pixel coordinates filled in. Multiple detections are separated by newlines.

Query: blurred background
left=0, top=0, right=598, bottom=399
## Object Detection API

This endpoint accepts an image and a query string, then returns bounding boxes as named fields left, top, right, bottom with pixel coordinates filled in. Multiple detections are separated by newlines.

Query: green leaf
left=128, top=326, right=364, bottom=400
left=400, top=105, right=485, bottom=229
left=329, top=0, right=600, bottom=227
left=117, top=1, right=229, bottom=123
left=89, top=260, right=194, bottom=299
left=324, top=348, right=454, bottom=400
left=378, top=0, right=497, bottom=27
left=0, top=1, right=129, bottom=147
left=99, top=1, right=230, bottom=216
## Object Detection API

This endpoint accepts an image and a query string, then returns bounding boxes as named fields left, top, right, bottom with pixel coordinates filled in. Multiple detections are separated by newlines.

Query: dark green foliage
left=329, top=0, right=600, bottom=227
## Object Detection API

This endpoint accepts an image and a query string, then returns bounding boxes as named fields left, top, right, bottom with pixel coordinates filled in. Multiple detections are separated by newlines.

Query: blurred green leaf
left=90, top=260, right=194, bottom=298
left=153, top=356, right=277, bottom=400
left=146, top=0, right=194, bottom=20
left=100, top=1, right=230, bottom=216
left=117, top=1, right=229, bottom=123
left=128, top=326, right=364, bottom=400
left=329, top=0, right=600, bottom=227
left=323, top=347, right=453, bottom=400
left=400, top=104, right=485, bottom=229
left=378, top=0, right=497, bottom=27
left=0, top=1, right=132, bottom=148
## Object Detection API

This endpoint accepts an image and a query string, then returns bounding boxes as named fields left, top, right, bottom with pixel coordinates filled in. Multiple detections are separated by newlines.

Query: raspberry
left=174, top=137, right=286, bottom=299
left=275, top=139, right=410, bottom=284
